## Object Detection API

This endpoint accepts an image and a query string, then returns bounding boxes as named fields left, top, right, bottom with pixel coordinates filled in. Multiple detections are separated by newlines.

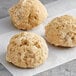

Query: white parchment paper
left=0, top=9, right=76, bottom=76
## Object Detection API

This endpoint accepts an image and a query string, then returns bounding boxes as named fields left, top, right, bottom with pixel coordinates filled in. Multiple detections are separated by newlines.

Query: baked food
left=6, top=32, right=48, bottom=68
left=45, top=15, right=76, bottom=47
left=9, top=0, right=48, bottom=30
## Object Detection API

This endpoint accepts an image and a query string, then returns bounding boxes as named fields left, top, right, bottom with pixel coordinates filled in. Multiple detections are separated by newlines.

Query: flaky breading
left=45, top=15, right=76, bottom=47
left=9, top=0, right=48, bottom=30
left=6, top=32, right=48, bottom=68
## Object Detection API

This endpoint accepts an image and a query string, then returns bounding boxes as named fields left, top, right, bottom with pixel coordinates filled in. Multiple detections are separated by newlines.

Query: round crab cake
left=6, top=32, right=48, bottom=68
left=45, top=15, right=76, bottom=47
left=9, top=0, right=48, bottom=30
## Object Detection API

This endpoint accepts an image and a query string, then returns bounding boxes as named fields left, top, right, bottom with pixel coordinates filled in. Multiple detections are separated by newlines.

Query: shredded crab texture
left=45, top=15, right=76, bottom=47
left=6, top=32, right=48, bottom=68
left=9, top=0, right=48, bottom=30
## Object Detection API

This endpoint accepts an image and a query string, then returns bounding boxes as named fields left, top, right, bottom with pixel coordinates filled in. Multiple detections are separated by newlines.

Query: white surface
left=0, top=9, right=76, bottom=76
left=45, top=0, right=76, bottom=21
